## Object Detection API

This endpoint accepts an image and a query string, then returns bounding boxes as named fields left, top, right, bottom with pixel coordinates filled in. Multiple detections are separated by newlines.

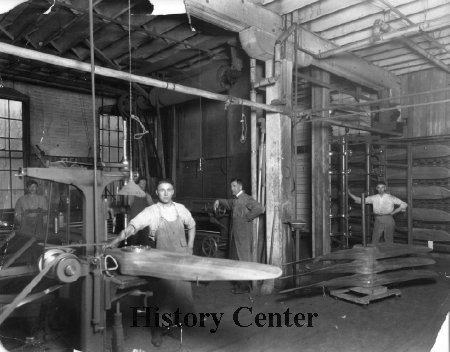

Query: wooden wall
left=175, top=64, right=252, bottom=200
left=9, top=81, right=115, bottom=158
left=400, top=69, right=450, bottom=137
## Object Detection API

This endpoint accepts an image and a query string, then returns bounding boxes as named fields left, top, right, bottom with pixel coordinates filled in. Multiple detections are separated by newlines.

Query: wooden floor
left=1, top=255, right=449, bottom=352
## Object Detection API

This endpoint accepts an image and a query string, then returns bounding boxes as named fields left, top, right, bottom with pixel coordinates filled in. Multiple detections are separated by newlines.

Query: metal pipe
left=407, top=143, right=413, bottom=245
left=317, top=18, right=450, bottom=58
left=324, top=120, right=403, bottom=136
left=339, top=137, right=348, bottom=244
left=0, top=42, right=288, bottom=115
left=375, top=0, right=448, bottom=53
left=361, top=193, right=366, bottom=247
left=365, top=142, right=371, bottom=238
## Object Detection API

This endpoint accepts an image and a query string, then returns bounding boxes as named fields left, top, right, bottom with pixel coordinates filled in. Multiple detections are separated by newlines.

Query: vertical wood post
left=264, top=59, right=293, bottom=292
left=311, top=69, right=331, bottom=257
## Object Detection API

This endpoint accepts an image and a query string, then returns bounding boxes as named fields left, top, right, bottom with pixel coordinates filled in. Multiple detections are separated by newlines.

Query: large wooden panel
left=202, top=100, right=227, bottom=159
left=176, top=160, right=202, bottom=198
left=400, top=69, right=449, bottom=138
left=202, top=157, right=228, bottom=199
left=177, top=99, right=202, bottom=161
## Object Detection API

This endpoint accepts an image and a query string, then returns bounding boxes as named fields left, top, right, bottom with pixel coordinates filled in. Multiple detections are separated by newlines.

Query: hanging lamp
left=118, top=0, right=145, bottom=198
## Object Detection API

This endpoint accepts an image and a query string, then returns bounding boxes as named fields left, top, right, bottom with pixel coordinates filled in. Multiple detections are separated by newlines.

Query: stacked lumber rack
left=382, top=138, right=450, bottom=252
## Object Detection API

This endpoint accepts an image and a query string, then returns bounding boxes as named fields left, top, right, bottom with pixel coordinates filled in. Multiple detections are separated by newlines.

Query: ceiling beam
left=185, top=0, right=399, bottom=90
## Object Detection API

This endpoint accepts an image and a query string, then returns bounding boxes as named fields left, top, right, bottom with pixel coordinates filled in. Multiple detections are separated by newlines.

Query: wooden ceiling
left=261, top=0, right=450, bottom=76
left=0, top=0, right=238, bottom=96
left=0, top=0, right=448, bottom=98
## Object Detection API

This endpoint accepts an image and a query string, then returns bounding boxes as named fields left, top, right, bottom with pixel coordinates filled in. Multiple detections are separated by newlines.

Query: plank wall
left=400, top=69, right=450, bottom=137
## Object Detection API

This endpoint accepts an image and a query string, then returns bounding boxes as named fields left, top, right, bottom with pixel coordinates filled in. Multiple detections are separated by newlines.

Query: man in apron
left=107, top=178, right=196, bottom=347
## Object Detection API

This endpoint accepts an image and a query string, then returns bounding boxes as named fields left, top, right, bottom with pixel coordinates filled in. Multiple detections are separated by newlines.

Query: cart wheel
left=202, top=236, right=218, bottom=257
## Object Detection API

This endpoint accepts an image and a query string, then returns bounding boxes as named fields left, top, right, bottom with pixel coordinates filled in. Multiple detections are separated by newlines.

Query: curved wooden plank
left=349, top=144, right=450, bottom=163
left=412, top=208, right=450, bottom=222
left=106, top=247, right=282, bottom=281
left=397, top=227, right=450, bottom=242
left=296, top=257, right=435, bottom=275
left=280, top=269, right=437, bottom=293
left=316, top=243, right=431, bottom=261
left=389, top=185, right=450, bottom=200
left=387, top=166, right=450, bottom=180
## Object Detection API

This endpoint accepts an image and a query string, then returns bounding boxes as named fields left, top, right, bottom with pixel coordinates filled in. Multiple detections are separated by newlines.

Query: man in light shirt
left=106, top=178, right=196, bottom=347
left=348, top=181, right=407, bottom=244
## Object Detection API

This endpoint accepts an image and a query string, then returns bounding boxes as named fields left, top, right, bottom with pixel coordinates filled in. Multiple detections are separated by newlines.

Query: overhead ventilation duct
left=148, top=61, right=242, bottom=107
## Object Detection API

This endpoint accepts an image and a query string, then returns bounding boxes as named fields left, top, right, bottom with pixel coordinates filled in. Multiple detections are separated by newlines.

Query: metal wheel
left=201, top=236, right=218, bottom=257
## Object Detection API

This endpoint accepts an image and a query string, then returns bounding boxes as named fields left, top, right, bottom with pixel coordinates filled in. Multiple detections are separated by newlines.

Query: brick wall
left=9, top=81, right=116, bottom=158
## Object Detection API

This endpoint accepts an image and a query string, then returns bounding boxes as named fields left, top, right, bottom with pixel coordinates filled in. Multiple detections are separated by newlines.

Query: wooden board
left=349, top=207, right=450, bottom=222
left=297, top=257, right=435, bottom=275
left=387, top=166, right=450, bottom=180
left=106, top=247, right=282, bottom=281
left=317, top=243, right=431, bottom=261
left=396, top=227, right=450, bottom=242
left=349, top=144, right=450, bottom=163
left=412, top=208, right=450, bottom=222
left=389, top=185, right=450, bottom=200
left=280, top=269, right=437, bottom=293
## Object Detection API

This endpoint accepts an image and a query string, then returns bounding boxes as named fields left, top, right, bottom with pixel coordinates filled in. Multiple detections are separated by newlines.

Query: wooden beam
left=185, top=0, right=399, bottom=90
left=311, top=68, right=330, bottom=257
left=264, top=0, right=317, bottom=14
left=184, top=0, right=282, bottom=33
left=291, top=0, right=366, bottom=22
left=264, top=58, right=294, bottom=292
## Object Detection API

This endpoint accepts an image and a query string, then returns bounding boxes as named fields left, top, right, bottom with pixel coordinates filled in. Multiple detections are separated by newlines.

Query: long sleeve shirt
left=129, top=202, right=196, bottom=240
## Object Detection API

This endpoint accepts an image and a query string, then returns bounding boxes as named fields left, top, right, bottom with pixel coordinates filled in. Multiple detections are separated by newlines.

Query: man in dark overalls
left=107, top=179, right=196, bottom=347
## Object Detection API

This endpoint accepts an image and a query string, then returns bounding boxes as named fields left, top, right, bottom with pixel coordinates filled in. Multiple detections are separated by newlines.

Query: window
left=0, top=99, right=24, bottom=209
left=99, top=114, right=124, bottom=204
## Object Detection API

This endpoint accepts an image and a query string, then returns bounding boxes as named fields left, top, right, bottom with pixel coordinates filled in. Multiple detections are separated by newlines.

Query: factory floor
left=118, top=253, right=450, bottom=352
left=1, top=254, right=449, bottom=352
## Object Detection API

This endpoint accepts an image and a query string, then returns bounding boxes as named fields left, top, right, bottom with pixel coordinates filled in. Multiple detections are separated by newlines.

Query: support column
left=311, top=69, right=331, bottom=257
left=264, top=59, right=293, bottom=292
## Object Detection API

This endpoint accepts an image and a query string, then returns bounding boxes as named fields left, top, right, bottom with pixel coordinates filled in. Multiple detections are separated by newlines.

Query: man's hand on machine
left=103, top=225, right=136, bottom=250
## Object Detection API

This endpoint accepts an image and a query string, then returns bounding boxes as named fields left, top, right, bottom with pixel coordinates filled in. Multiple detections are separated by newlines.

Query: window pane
left=12, top=173, right=23, bottom=189
left=118, top=117, right=124, bottom=131
left=0, top=118, right=7, bottom=137
left=10, top=151, right=23, bottom=158
left=102, top=148, right=109, bottom=162
left=11, top=158, right=22, bottom=170
left=109, top=147, right=118, bottom=162
left=0, top=158, right=10, bottom=170
left=110, top=131, right=118, bottom=146
left=110, top=116, right=118, bottom=130
left=10, top=139, right=22, bottom=151
left=0, top=171, right=11, bottom=189
left=0, top=138, right=8, bottom=150
left=102, top=131, right=109, bottom=146
left=9, top=101, right=22, bottom=120
left=10, top=120, right=22, bottom=138
left=0, top=100, right=8, bottom=118
left=102, top=116, right=109, bottom=129
left=0, top=190, right=11, bottom=209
